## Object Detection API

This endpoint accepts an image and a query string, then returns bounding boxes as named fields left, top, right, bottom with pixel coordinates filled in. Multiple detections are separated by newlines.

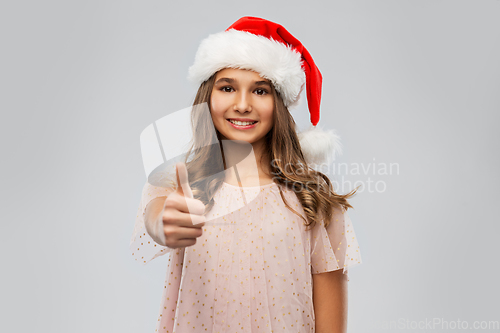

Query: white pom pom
left=298, top=125, right=343, bottom=166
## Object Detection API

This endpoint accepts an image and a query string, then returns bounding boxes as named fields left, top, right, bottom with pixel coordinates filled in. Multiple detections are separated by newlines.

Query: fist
left=158, top=162, right=206, bottom=248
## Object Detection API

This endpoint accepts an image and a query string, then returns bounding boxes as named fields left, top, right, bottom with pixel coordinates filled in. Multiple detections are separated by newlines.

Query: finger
left=173, top=163, right=204, bottom=216
left=175, top=162, right=193, bottom=199
left=165, top=193, right=205, bottom=215
left=162, top=208, right=206, bottom=227
left=164, top=225, right=204, bottom=241
left=171, top=238, right=197, bottom=248
left=163, top=225, right=204, bottom=248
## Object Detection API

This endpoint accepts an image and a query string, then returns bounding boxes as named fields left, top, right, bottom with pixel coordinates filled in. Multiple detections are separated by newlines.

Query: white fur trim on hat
left=188, top=29, right=306, bottom=108
left=298, top=125, right=343, bottom=166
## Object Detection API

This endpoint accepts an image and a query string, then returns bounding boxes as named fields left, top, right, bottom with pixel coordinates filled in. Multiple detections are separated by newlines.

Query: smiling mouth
left=227, top=119, right=258, bottom=126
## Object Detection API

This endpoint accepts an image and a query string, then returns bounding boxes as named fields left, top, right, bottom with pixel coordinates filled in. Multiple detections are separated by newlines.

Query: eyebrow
left=214, top=77, right=271, bottom=87
left=254, top=80, right=271, bottom=87
left=214, top=78, right=235, bottom=85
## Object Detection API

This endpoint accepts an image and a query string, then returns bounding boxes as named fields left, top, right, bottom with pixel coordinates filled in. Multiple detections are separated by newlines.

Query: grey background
left=1, top=0, right=499, bottom=332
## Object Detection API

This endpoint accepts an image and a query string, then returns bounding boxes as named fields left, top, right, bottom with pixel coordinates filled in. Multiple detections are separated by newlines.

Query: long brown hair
left=181, top=72, right=358, bottom=230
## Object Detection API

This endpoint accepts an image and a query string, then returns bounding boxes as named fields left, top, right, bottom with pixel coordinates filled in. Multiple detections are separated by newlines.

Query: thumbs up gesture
left=154, top=162, right=206, bottom=249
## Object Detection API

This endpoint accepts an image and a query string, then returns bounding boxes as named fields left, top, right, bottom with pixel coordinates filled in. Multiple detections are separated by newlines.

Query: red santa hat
left=188, top=16, right=342, bottom=166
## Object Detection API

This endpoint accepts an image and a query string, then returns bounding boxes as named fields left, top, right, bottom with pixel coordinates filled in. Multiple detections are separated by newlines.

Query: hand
left=155, top=162, right=206, bottom=248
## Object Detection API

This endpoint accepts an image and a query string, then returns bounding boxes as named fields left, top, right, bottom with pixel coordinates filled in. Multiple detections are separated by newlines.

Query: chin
left=226, top=137, right=255, bottom=144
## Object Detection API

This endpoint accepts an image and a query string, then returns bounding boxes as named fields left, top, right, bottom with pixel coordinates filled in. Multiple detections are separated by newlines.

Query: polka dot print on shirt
left=130, top=181, right=362, bottom=332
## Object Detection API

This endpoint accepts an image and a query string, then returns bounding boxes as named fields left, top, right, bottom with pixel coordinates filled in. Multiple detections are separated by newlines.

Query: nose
left=234, top=90, right=252, bottom=112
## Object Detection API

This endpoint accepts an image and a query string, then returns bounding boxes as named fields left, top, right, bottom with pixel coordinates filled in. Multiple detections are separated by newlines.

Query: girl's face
left=210, top=68, right=274, bottom=147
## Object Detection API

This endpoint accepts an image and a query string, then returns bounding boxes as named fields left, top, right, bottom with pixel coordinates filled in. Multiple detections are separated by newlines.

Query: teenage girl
left=131, top=16, right=362, bottom=333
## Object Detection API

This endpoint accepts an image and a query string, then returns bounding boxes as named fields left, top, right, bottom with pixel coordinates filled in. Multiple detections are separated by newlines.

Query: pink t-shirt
left=131, top=181, right=362, bottom=333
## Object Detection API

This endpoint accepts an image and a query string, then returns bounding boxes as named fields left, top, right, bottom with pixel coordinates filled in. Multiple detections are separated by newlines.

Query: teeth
left=229, top=119, right=257, bottom=126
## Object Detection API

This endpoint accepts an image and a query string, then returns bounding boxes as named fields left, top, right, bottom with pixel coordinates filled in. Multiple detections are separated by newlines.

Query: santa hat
left=188, top=16, right=342, bottom=166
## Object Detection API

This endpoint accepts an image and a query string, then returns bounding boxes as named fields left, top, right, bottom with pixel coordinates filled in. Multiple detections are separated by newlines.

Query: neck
left=222, top=138, right=272, bottom=186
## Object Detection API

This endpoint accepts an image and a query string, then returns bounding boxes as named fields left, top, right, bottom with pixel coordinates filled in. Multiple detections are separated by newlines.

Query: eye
left=221, top=86, right=234, bottom=93
left=254, top=88, right=269, bottom=96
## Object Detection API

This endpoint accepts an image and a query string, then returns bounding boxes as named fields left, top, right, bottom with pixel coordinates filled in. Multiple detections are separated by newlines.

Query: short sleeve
left=310, top=205, right=362, bottom=276
left=130, top=182, right=175, bottom=265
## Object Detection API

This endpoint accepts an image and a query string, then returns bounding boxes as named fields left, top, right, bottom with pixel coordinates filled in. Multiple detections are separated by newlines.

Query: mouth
left=226, top=119, right=258, bottom=130
left=227, top=119, right=257, bottom=126
left=226, top=118, right=258, bottom=129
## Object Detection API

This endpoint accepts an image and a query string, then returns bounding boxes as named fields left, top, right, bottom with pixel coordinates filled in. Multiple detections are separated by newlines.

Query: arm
left=309, top=205, right=361, bottom=331
left=313, top=269, right=348, bottom=333
left=130, top=182, right=175, bottom=265
left=144, top=196, right=168, bottom=245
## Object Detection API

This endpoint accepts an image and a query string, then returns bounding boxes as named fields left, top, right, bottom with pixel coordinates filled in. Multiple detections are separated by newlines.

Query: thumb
left=175, top=162, right=193, bottom=199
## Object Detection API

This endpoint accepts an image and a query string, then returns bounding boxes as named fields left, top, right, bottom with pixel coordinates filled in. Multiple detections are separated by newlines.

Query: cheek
left=210, top=97, right=225, bottom=120
left=211, top=92, right=231, bottom=113
left=261, top=102, right=274, bottom=124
